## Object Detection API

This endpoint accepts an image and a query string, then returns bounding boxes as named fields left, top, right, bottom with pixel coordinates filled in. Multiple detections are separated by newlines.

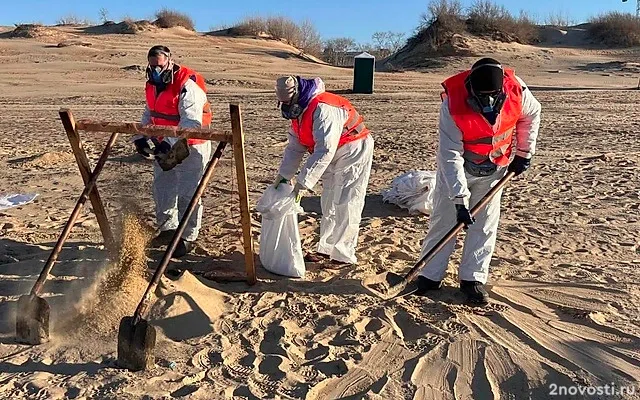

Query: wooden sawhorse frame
left=58, top=104, right=256, bottom=285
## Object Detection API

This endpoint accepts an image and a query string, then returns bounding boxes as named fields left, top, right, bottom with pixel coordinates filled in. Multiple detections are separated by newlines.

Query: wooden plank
left=230, top=104, right=257, bottom=285
left=75, top=120, right=233, bottom=142
left=59, top=109, right=117, bottom=255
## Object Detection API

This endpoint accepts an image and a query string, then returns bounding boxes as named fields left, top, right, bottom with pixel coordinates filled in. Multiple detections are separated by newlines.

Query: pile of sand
left=56, top=213, right=229, bottom=342
left=15, top=151, right=75, bottom=169
left=84, top=20, right=157, bottom=35
left=56, top=39, right=92, bottom=48
left=1, top=24, right=71, bottom=41
left=538, top=25, right=590, bottom=47
left=148, top=270, right=229, bottom=342
left=381, top=18, right=477, bottom=71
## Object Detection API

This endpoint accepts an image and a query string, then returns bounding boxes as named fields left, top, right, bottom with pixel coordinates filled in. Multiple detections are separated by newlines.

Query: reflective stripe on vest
left=149, top=111, right=180, bottom=121
left=145, top=65, right=212, bottom=145
left=441, top=68, right=523, bottom=167
left=291, top=92, right=370, bottom=153
left=344, top=110, right=367, bottom=136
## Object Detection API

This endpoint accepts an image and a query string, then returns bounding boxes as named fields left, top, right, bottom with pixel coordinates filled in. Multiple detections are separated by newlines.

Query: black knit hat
left=469, top=58, right=504, bottom=92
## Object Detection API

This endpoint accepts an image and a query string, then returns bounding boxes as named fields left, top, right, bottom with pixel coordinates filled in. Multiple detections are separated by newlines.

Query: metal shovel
left=117, top=141, right=227, bottom=371
left=16, top=132, right=119, bottom=344
left=362, top=171, right=515, bottom=300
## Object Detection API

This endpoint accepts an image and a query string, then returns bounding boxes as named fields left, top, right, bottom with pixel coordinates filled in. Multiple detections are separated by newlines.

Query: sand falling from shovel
left=56, top=214, right=153, bottom=339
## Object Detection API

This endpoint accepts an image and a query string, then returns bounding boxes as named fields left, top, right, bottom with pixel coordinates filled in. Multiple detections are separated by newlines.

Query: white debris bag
left=0, top=193, right=38, bottom=211
left=381, top=170, right=437, bottom=214
left=255, top=183, right=305, bottom=278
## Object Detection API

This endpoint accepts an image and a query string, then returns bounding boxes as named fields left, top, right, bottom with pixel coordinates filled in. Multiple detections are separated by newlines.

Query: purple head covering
left=295, top=76, right=319, bottom=109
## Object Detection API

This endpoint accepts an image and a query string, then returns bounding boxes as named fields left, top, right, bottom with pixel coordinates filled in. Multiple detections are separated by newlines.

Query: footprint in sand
left=304, top=344, right=331, bottom=364
left=190, top=347, right=223, bottom=370
left=391, top=310, right=439, bottom=342
left=314, top=359, right=349, bottom=378
left=484, top=303, right=510, bottom=313
left=364, top=318, right=384, bottom=333
left=405, top=334, right=447, bottom=353
left=329, top=326, right=361, bottom=347
left=258, top=321, right=288, bottom=356
left=295, top=365, right=321, bottom=383
left=247, top=374, right=281, bottom=398
left=438, top=319, right=471, bottom=336
left=252, top=292, right=288, bottom=318
left=276, top=384, right=310, bottom=400
left=312, top=315, right=338, bottom=333
left=212, top=318, right=234, bottom=335
left=256, top=354, right=290, bottom=380
left=222, top=360, right=254, bottom=382
left=221, top=338, right=256, bottom=382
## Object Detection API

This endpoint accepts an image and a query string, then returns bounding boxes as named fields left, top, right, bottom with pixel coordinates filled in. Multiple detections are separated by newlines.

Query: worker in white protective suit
left=415, top=57, right=541, bottom=304
left=273, top=75, right=374, bottom=266
left=133, top=45, right=212, bottom=258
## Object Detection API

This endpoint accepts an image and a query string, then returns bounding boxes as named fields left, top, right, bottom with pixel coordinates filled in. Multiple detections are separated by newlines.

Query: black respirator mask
left=279, top=91, right=302, bottom=120
left=146, top=57, right=174, bottom=86
left=465, top=80, right=506, bottom=115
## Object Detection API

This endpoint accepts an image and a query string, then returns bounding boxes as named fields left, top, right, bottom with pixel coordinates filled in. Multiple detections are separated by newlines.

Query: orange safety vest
left=441, top=68, right=523, bottom=167
left=291, top=92, right=370, bottom=153
left=145, top=65, right=212, bottom=145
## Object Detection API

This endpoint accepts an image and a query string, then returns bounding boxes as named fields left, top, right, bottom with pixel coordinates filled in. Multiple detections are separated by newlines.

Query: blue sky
left=1, top=0, right=635, bottom=43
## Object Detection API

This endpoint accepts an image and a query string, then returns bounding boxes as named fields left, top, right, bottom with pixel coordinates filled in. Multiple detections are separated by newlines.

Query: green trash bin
left=353, top=52, right=375, bottom=94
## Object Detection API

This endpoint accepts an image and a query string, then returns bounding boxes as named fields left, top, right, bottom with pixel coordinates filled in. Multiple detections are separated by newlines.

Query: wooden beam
left=230, top=104, right=256, bottom=285
left=59, top=109, right=117, bottom=255
left=75, top=120, right=233, bottom=142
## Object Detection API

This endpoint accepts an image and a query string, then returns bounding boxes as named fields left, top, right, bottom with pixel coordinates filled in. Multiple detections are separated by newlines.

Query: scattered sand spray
left=98, top=213, right=151, bottom=301
left=56, top=213, right=154, bottom=340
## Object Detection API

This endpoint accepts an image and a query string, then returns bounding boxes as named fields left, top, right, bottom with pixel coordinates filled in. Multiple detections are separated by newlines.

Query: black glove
left=455, top=204, right=475, bottom=229
left=155, top=139, right=189, bottom=171
left=155, top=140, right=171, bottom=155
left=508, top=155, right=531, bottom=176
left=134, top=137, right=161, bottom=159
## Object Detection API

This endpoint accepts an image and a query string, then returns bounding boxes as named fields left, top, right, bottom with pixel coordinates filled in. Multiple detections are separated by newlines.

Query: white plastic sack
left=0, top=193, right=38, bottom=211
left=381, top=170, right=437, bottom=214
left=255, top=183, right=305, bottom=278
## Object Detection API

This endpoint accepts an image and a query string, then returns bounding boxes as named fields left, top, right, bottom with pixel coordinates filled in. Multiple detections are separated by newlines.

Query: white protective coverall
left=418, top=76, right=541, bottom=284
left=278, top=81, right=375, bottom=264
left=140, top=77, right=211, bottom=242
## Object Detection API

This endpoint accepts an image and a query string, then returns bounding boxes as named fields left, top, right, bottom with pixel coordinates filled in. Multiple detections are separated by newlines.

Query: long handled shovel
left=362, top=171, right=515, bottom=300
left=16, top=132, right=119, bottom=344
left=117, top=141, right=227, bottom=371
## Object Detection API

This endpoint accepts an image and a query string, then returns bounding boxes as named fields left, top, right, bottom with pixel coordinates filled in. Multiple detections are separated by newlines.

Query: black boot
left=416, top=276, right=442, bottom=295
left=151, top=229, right=176, bottom=247
left=172, top=238, right=194, bottom=258
left=460, top=280, right=489, bottom=305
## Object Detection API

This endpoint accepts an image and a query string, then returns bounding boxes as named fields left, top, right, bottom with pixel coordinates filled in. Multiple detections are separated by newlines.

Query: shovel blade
left=16, top=294, right=50, bottom=345
left=117, top=316, right=156, bottom=371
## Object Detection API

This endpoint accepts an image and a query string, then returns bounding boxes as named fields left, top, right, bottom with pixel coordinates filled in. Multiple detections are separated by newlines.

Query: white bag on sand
left=256, top=183, right=305, bottom=278
left=381, top=170, right=437, bottom=214
left=0, top=193, right=38, bottom=211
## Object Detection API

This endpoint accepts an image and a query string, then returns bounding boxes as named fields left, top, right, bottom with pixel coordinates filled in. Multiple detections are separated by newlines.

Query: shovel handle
left=400, top=171, right=515, bottom=286
left=30, top=132, right=119, bottom=296
left=132, top=141, right=228, bottom=323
